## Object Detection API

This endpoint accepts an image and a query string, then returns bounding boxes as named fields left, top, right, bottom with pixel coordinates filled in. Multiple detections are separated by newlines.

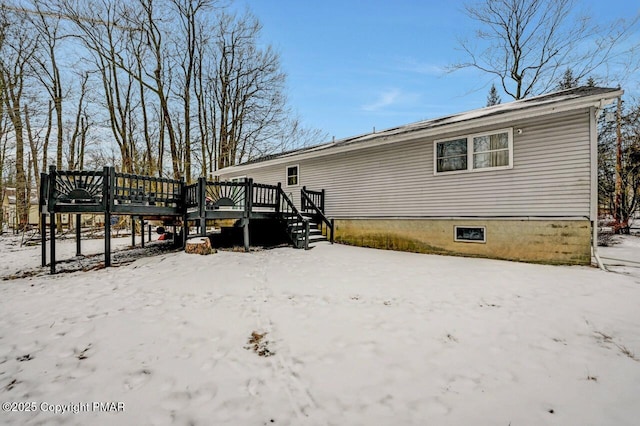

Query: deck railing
left=47, top=166, right=109, bottom=212
left=111, top=172, right=183, bottom=208
left=279, top=186, right=309, bottom=249
left=184, top=182, right=199, bottom=210
left=301, top=186, right=334, bottom=243
left=252, top=182, right=280, bottom=210
left=301, top=187, right=324, bottom=213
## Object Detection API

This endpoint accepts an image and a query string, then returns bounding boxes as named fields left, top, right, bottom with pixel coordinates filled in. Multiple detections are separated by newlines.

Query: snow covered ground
left=1, top=235, right=640, bottom=425
left=599, top=234, right=640, bottom=278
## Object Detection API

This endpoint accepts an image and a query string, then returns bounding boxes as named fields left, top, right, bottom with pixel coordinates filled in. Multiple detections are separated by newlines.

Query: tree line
left=0, top=0, right=325, bottom=230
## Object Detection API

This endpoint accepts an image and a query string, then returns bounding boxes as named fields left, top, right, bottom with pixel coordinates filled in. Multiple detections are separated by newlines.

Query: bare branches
left=0, top=0, right=324, bottom=203
left=453, top=0, right=640, bottom=99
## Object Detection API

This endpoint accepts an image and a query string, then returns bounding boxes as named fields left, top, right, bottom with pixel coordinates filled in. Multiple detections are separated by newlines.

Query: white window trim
left=228, top=175, right=246, bottom=183
left=285, top=164, right=300, bottom=187
left=454, top=225, right=487, bottom=243
left=433, top=128, right=513, bottom=175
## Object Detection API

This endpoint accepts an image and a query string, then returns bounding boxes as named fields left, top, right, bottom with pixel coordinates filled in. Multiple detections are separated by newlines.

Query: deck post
left=49, top=212, right=56, bottom=274
left=48, top=166, right=57, bottom=274
left=41, top=212, right=46, bottom=267
left=40, top=172, right=47, bottom=267
left=183, top=216, right=189, bottom=249
left=131, top=216, right=136, bottom=247
left=104, top=166, right=112, bottom=267
left=148, top=224, right=151, bottom=242
left=304, top=220, right=310, bottom=250
left=330, top=218, right=335, bottom=244
left=198, top=176, right=206, bottom=217
left=75, top=214, right=82, bottom=256
left=276, top=183, right=281, bottom=214
left=246, top=178, right=254, bottom=217
left=140, top=217, right=145, bottom=248
left=243, top=218, right=250, bottom=252
left=302, top=186, right=307, bottom=211
left=321, top=189, right=325, bottom=213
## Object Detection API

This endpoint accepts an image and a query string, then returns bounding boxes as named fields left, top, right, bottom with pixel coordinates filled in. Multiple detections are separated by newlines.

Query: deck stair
left=281, top=212, right=328, bottom=248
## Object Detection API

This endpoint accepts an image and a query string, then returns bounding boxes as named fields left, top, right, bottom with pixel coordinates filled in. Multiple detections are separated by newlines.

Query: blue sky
left=230, top=0, right=640, bottom=140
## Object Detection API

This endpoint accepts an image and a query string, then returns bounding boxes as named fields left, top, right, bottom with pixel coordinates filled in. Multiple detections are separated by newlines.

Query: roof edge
left=215, top=86, right=622, bottom=176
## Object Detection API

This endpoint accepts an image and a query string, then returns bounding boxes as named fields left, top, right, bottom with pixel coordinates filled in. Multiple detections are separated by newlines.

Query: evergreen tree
left=486, top=83, right=501, bottom=107
left=557, top=68, right=579, bottom=90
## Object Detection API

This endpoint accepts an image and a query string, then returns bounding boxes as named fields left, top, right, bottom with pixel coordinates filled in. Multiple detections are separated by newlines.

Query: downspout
left=591, top=103, right=607, bottom=271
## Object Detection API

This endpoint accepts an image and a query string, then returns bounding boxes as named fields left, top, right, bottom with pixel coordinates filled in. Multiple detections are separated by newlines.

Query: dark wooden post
left=198, top=177, right=206, bottom=217
left=49, top=212, right=56, bottom=274
left=148, top=224, right=152, bottom=242
left=304, top=220, right=310, bottom=250
left=276, top=183, right=282, bottom=214
left=302, top=186, right=307, bottom=211
left=321, top=189, right=325, bottom=213
left=131, top=216, right=136, bottom=247
left=48, top=166, right=57, bottom=274
left=41, top=213, right=47, bottom=267
left=104, top=166, right=112, bottom=267
left=75, top=214, right=82, bottom=256
left=182, top=178, right=187, bottom=249
left=198, top=177, right=206, bottom=236
left=246, top=178, right=253, bottom=216
left=330, top=218, right=335, bottom=244
left=140, top=217, right=145, bottom=248
left=40, top=172, right=47, bottom=267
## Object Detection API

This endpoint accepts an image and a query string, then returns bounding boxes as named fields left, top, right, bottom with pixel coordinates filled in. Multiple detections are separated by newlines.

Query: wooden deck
left=40, top=167, right=334, bottom=273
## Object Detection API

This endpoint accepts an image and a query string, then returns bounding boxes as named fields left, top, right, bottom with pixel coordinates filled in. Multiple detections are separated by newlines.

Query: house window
left=435, top=129, right=512, bottom=174
left=286, top=165, right=299, bottom=186
left=454, top=226, right=486, bottom=243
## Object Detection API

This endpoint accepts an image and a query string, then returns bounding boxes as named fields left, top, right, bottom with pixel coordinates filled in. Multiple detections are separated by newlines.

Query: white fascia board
left=215, top=90, right=623, bottom=176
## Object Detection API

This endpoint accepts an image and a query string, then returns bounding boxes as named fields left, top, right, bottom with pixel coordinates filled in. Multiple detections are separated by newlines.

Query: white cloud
left=362, top=89, right=402, bottom=111
left=396, top=58, right=446, bottom=76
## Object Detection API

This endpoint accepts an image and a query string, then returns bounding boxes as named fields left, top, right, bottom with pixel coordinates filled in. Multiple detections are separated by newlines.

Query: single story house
left=214, top=86, right=622, bottom=265
left=2, top=187, right=41, bottom=230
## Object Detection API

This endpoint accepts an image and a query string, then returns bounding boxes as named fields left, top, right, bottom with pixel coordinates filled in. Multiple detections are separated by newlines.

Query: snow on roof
left=233, top=86, right=621, bottom=169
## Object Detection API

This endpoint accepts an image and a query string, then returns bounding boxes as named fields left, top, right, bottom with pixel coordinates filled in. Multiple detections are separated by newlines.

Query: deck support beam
left=140, top=217, right=145, bottom=248
left=104, top=166, right=112, bottom=267
left=131, top=216, right=136, bottom=247
left=243, top=218, right=250, bottom=252
left=41, top=213, right=46, bottom=267
left=49, top=213, right=56, bottom=274
left=75, top=214, right=82, bottom=256
left=104, top=212, right=111, bottom=267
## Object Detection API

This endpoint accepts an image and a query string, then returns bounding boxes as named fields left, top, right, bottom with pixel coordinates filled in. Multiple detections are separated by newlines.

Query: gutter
left=593, top=249, right=608, bottom=271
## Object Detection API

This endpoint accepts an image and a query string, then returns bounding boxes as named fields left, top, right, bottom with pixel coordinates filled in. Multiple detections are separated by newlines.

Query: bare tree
left=130, top=0, right=181, bottom=178
left=212, top=11, right=287, bottom=169
left=28, top=0, right=65, bottom=170
left=66, top=70, right=90, bottom=169
left=599, top=99, right=640, bottom=231
left=453, top=0, right=640, bottom=99
left=61, top=0, right=139, bottom=172
left=172, top=0, right=215, bottom=182
left=0, top=7, right=39, bottom=230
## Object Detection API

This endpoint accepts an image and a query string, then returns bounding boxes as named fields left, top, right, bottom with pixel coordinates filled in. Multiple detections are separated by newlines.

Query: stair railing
left=277, top=183, right=309, bottom=249
left=301, top=187, right=334, bottom=243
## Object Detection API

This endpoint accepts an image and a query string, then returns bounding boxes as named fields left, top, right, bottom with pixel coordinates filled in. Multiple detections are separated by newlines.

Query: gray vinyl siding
left=219, top=109, right=593, bottom=218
